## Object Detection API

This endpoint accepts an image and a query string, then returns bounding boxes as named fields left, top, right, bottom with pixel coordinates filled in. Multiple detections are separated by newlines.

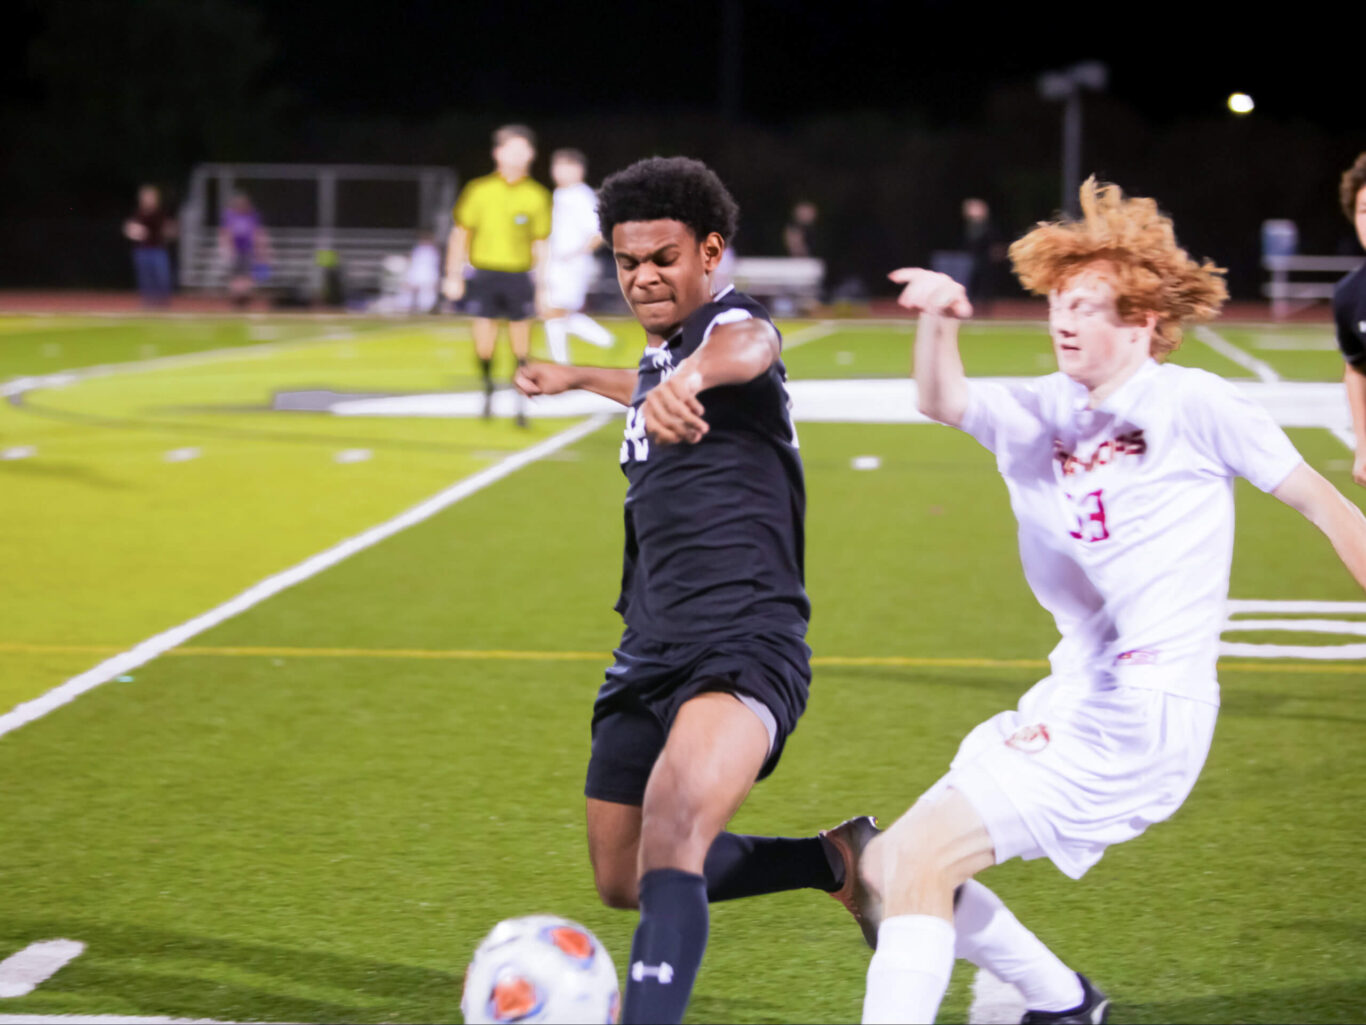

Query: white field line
left=1194, top=326, right=1356, bottom=454
left=1224, top=618, right=1366, bottom=636
left=781, top=320, right=842, bottom=351
left=1193, top=325, right=1280, bottom=383
left=968, top=968, right=1027, bottom=1024
left=1220, top=641, right=1366, bottom=659
left=1221, top=599, right=1366, bottom=660
left=0, top=322, right=442, bottom=400
left=0, top=940, right=85, bottom=998
left=1252, top=335, right=1338, bottom=351
left=0, top=414, right=611, bottom=740
left=1226, top=599, right=1366, bottom=615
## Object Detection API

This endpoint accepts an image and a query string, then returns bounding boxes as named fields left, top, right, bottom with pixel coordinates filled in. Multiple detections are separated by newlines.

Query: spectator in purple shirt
left=123, top=185, right=177, bottom=307
left=219, top=192, right=269, bottom=309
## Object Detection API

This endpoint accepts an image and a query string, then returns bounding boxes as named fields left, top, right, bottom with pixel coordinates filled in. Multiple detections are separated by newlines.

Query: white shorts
left=933, top=674, right=1218, bottom=879
left=543, top=257, right=595, bottom=311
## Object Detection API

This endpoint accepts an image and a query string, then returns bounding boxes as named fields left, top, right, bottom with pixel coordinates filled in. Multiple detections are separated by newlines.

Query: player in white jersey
left=844, top=179, right=1366, bottom=1025
left=543, top=149, right=614, bottom=362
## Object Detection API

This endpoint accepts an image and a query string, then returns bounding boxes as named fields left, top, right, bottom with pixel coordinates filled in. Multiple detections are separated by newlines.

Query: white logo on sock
left=630, top=960, right=675, bottom=984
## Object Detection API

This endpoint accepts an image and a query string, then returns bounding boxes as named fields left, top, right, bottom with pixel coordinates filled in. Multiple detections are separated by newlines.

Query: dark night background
left=1, top=0, right=1361, bottom=298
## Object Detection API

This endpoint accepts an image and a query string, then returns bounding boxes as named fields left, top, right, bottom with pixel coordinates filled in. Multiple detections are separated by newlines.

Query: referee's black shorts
left=584, top=627, right=812, bottom=806
left=462, top=269, right=535, bottom=321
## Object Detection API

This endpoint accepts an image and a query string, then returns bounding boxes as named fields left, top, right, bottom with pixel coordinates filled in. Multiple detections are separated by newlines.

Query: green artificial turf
left=0, top=316, right=1361, bottom=1023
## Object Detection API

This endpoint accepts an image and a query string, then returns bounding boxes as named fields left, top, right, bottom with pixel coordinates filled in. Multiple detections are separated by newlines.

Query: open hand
left=888, top=268, right=974, bottom=318
left=643, top=366, right=707, bottom=445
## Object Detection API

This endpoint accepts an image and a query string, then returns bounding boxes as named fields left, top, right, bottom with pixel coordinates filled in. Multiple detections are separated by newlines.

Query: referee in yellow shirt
left=443, top=124, right=553, bottom=424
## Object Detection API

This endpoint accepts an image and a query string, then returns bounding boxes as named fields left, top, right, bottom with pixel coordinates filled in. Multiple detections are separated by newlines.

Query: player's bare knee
left=593, top=871, right=638, bottom=910
left=639, top=804, right=712, bottom=868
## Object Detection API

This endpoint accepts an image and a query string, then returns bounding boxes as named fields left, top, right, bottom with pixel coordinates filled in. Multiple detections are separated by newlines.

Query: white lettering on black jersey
left=616, top=287, right=809, bottom=642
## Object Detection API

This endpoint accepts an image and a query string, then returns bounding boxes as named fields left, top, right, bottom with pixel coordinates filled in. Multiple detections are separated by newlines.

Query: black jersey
left=616, top=287, right=810, bottom=643
left=1334, top=262, right=1366, bottom=373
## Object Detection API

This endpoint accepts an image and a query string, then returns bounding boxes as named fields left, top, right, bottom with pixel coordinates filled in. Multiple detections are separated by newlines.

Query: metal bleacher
left=731, top=257, right=825, bottom=313
left=178, top=163, right=458, bottom=298
left=1263, top=254, right=1363, bottom=318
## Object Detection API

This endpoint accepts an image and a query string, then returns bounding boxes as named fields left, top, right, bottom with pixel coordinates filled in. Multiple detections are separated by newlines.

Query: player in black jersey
left=516, top=157, right=875, bottom=1025
left=1335, top=152, right=1366, bottom=487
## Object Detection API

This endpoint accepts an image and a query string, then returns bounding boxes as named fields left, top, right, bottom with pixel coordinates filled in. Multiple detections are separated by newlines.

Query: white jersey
left=549, top=183, right=599, bottom=261
left=960, top=359, right=1302, bottom=704
left=406, top=242, right=440, bottom=286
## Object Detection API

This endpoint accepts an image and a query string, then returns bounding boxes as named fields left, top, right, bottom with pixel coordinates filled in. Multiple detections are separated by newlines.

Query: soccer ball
left=461, top=914, right=620, bottom=1024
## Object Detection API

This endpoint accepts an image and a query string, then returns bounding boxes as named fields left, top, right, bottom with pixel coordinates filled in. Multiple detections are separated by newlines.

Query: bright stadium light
left=1038, top=61, right=1109, bottom=216
left=1228, top=92, right=1255, bottom=115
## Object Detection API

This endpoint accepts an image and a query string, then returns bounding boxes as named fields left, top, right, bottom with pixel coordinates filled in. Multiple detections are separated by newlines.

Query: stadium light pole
left=1038, top=61, right=1108, bottom=216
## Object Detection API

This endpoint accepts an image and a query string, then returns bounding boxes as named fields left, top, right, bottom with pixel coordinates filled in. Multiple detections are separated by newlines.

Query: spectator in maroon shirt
left=123, top=185, right=177, bottom=307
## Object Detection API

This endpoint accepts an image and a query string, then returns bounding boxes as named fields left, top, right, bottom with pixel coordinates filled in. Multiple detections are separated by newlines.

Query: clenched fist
left=643, top=365, right=707, bottom=445
left=515, top=361, right=579, bottom=397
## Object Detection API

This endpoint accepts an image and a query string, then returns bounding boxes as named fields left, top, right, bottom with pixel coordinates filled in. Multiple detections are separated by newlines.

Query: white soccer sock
left=862, top=914, right=955, bottom=1025
left=566, top=312, right=614, bottom=347
left=544, top=318, right=570, bottom=364
left=954, top=880, right=1084, bottom=1013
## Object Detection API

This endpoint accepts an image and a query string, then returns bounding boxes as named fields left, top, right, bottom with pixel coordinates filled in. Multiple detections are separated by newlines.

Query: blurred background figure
left=219, top=192, right=270, bottom=310
left=442, top=124, right=551, bottom=425
left=405, top=230, right=441, bottom=313
left=783, top=199, right=819, bottom=258
left=543, top=148, right=612, bottom=363
left=122, top=185, right=176, bottom=308
left=962, top=197, right=1003, bottom=311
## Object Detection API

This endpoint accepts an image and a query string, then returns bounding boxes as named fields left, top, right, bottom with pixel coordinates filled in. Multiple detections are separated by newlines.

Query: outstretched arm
left=442, top=226, right=469, bottom=301
left=1272, top=462, right=1366, bottom=590
left=642, top=318, right=781, bottom=445
left=514, top=362, right=638, bottom=406
left=889, top=268, right=974, bottom=427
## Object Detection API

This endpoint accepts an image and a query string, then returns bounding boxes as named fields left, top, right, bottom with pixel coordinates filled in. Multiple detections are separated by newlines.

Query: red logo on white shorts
left=1005, top=723, right=1050, bottom=753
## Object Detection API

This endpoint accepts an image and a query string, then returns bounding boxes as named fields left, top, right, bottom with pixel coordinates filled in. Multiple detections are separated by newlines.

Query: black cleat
left=1021, top=974, right=1110, bottom=1024
left=819, top=815, right=882, bottom=949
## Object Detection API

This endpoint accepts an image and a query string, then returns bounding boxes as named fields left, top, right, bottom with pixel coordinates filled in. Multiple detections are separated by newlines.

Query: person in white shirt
left=405, top=230, right=441, bottom=313
left=543, top=149, right=614, bottom=362
left=846, top=179, right=1366, bottom=1025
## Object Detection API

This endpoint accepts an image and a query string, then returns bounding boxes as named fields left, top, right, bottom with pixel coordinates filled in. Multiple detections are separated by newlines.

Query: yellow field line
left=0, top=641, right=1360, bottom=674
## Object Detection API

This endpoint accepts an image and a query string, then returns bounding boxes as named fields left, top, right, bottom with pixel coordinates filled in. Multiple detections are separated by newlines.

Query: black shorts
left=463, top=269, right=535, bottom=321
left=584, top=627, right=812, bottom=806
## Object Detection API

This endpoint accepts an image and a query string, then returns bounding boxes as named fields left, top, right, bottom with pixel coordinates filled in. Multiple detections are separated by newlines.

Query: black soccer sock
left=703, top=832, right=843, bottom=901
left=479, top=357, right=493, bottom=392
left=621, top=868, right=708, bottom=1025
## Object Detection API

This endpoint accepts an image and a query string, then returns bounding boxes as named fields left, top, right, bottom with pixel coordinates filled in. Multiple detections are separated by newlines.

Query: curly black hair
left=1341, top=152, right=1366, bottom=221
left=596, top=156, right=740, bottom=245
